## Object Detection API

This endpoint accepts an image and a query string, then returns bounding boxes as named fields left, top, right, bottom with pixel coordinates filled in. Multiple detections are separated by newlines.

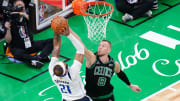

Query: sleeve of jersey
left=69, top=60, right=82, bottom=80
left=49, top=57, right=59, bottom=76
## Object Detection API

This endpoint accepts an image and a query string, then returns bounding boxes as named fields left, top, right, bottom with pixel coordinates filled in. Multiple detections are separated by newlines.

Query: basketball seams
left=51, top=16, right=68, bottom=34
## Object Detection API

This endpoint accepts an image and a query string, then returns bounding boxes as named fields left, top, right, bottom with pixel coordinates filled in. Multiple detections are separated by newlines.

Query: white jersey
left=49, top=57, right=86, bottom=101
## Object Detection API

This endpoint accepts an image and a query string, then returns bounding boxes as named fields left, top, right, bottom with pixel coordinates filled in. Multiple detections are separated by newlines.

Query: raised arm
left=51, top=33, right=61, bottom=58
left=4, top=22, right=12, bottom=44
left=69, top=28, right=96, bottom=67
left=11, top=12, right=29, bottom=20
left=66, top=27, right=84, bottom=63
left=49, top=33, right=61, bottom=76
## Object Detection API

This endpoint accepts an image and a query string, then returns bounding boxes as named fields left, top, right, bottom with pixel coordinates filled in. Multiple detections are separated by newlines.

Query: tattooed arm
left=52, top=33, right=61, bottom=58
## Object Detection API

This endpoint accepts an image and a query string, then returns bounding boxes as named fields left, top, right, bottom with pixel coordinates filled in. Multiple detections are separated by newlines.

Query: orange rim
left=72, top=0, right=87, bottom=15
left=81, top=1, right=114, bottom=17
left=73, top=1, right=114, bottom=17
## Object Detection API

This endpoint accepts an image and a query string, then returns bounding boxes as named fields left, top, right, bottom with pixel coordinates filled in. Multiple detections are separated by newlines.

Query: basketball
left=51, top=16, right=68, bottom=34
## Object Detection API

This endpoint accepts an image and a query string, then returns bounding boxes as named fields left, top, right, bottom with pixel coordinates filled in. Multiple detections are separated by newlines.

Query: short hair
left=53, top=65, right=63, bottom=76
left=101, top=40, right=111, bottom=48
left=13, top=0, right=24, bottom=7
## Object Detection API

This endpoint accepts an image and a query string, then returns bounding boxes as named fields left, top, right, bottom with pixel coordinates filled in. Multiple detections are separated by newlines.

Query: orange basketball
left=51, top=16, right=68, bottom=34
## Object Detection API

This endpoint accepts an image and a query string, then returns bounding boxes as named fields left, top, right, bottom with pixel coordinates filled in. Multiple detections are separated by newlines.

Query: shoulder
left=85, top=51, right=97, bottom=68
left=69, top=60, right=82, bottom=80
left=109, top=55, right=115, bottom=62
left=71, top=60, right=82, bottom=68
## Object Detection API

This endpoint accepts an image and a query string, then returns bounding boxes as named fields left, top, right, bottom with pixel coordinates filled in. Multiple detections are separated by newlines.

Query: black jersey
left=85, top=53, right=115, bottom=99
left=10, top=17, right=33, bottom=49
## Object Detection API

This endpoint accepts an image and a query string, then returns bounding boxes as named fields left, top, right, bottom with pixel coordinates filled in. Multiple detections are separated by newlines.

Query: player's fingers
left=136, top=88, right=141, bottom=92
left=62, top=26, right=69, bottom=36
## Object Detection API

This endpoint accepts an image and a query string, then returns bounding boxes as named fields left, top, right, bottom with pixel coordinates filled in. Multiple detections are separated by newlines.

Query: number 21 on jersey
left=59, top=84, right=72, bottom=94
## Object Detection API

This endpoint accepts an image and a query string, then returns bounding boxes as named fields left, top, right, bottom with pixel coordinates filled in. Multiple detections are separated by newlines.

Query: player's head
left=13, top=0, right=26, bottom=12
left=53, top=61, right=67, bottom=76
left=97, top=40, right=111, bottom=56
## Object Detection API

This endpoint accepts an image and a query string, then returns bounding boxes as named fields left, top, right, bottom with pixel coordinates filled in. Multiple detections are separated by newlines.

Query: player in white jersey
left=49, top=26, right=92, bottom=101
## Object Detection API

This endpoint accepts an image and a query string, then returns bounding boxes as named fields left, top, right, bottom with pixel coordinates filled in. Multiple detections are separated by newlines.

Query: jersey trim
left=87, top=53, right=113, bottom=69
left=91, top=92, right=113, bottom=99
left=100, top=58, right=113, bottom=65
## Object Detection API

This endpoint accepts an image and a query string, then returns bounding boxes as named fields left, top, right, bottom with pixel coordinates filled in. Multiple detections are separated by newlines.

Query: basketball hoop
left=72, top=0, right=114, bottom=41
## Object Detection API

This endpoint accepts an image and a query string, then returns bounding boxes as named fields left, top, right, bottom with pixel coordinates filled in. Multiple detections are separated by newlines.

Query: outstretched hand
left=129, top=84, right=141, bottom=92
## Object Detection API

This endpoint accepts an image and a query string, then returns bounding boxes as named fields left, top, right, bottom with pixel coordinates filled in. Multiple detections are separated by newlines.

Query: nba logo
left=39, top=5, right=45, bottom=22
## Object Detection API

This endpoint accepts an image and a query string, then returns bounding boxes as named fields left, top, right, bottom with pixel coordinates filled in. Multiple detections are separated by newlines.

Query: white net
left=81, top=2, right=113, bottom=41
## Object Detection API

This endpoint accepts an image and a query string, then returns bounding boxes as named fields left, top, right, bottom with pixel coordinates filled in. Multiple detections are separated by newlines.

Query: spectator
left=116, top=0, right=153, bottom=23
left=4, top=0, right=53, bottom=68
left=0, top=0, right=13, bottom=39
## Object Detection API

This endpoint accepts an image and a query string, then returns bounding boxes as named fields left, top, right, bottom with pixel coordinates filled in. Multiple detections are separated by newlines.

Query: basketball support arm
left=67, top=33, right=84, bottom=54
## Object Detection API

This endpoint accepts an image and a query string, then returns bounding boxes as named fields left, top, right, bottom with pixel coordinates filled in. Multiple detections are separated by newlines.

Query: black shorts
left=63, top=95, right=92, bottom=101
left=92, top=95, right=114, bottom=101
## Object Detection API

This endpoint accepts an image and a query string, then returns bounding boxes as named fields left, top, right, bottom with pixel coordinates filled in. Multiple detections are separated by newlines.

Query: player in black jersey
left=83, top=40, right=141, bottom=101
left=68, top=29, right=141, bottom=100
